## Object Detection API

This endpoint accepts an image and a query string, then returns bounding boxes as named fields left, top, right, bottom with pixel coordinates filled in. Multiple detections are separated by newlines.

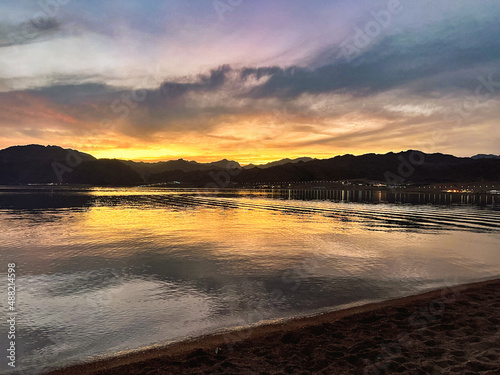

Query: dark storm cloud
left=97, top=13, right=499, bottom=111
left=245, top=16, right=500, bottom=98
left=0, top=18, right=61, bottom=47
left=26, top=83, right=121, bottom=104
left=157, top=65, right=231, bottom=100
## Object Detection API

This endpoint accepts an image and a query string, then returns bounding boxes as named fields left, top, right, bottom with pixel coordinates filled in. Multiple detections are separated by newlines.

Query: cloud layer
left=0, top=0, right=499, bottom=162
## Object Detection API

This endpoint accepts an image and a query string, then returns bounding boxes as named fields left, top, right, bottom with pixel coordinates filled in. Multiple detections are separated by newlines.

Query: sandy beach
left=43, top=278, right=500, bottom=375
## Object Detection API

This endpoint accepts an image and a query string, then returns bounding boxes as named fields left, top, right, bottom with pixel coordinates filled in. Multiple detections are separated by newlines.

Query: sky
left=0, top=0, right=499, bottom=163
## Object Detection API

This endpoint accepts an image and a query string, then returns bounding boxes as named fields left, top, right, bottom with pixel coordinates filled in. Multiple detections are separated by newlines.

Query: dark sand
left=45, top=279, right=500, bottom=375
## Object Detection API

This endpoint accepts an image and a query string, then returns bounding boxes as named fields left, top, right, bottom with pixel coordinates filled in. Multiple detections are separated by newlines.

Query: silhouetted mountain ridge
left=0, top=144, right=95, bottom=163
left=472, top=154, right=500, bottom=160
left=244, top=157, right=314, bottom=169
left=1, top=145, right=499, bottom=186
left=121, top=158, right=241, bottom=180
left=149, top=150, right=500, bottom=186
left=0, top=145, right=143, bottom=185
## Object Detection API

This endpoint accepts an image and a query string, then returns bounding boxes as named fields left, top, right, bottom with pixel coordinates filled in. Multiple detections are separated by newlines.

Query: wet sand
left=45, top=278, right=500, bottom=375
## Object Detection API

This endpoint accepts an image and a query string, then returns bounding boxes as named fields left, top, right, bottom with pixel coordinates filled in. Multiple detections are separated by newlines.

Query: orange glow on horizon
left=1, top=108, right=407, bottom=165
left=74, top=113, right=383, bottom=164
left=82, top=147, right=374, bottom=165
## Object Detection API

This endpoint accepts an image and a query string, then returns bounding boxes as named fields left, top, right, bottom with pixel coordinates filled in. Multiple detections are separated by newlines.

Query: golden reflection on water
left=62, top=201, right=363, bottom=262
left=2, top=189, right=499, bottom=280
left=1, top=188, right=500, bottom=374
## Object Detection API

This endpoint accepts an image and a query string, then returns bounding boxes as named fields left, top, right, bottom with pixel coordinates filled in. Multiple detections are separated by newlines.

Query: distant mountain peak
left=253, top=157, right=315, bottom=169
left=0, top=144, right=96, bottom=163
left=472, top=154, right=500, bottom=159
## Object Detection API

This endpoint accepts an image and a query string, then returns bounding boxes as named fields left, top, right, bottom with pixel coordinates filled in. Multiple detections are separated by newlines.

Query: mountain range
left=243, top=157, right=314, bottom=170
left=0, top=145, right=499, bottom=186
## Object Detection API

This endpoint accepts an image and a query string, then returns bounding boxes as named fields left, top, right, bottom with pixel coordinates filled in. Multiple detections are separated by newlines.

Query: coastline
left=44, top=278, right=500, bottom=374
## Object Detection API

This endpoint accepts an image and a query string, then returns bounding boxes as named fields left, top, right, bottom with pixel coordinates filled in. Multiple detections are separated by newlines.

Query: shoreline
left=44, top=278, right=500, bottom=374
left=2, top=184, right=500, bottom=193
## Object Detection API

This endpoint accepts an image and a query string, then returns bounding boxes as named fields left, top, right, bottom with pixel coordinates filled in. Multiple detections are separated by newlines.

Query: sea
left=0, top=187, right=499, bottom=374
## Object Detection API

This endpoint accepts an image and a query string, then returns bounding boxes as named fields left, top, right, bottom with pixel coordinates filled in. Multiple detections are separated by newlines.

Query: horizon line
left=1, top=144, right=498, bottom=166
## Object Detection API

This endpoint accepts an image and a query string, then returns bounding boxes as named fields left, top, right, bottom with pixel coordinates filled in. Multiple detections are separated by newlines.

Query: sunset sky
left=1, top=0, right=499, bottom=163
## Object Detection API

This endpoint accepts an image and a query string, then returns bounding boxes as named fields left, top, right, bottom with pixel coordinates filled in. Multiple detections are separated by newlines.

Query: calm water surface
left=0, top=187, right=499, bottom=374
